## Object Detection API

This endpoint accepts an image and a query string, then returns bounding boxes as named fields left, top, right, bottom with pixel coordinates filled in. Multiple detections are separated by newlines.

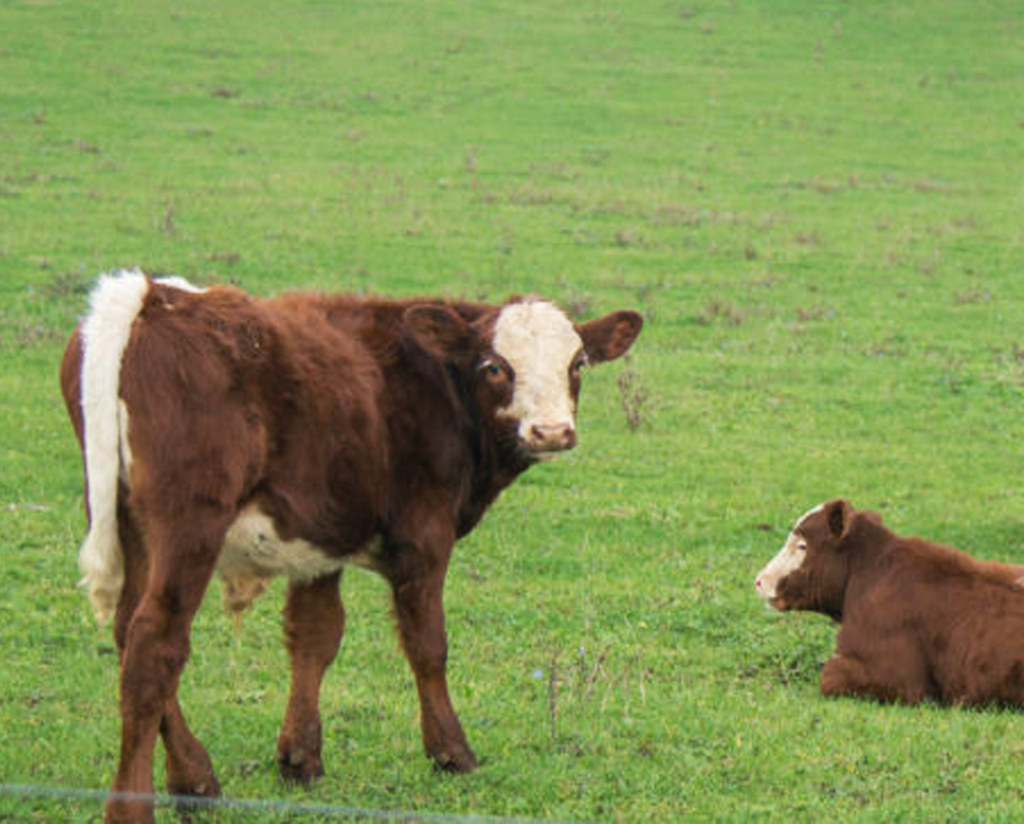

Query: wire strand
left=0, top=782, right=580, bottom=823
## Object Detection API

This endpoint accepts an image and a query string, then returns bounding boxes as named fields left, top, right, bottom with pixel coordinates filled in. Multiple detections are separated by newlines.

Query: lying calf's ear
left=861, top=509, right=884, bottom=527
left=825, top=498, right=857, bottom=542
left=578, top=310, right=643, bottom=364
left=405, top=305, right=474, bottom=361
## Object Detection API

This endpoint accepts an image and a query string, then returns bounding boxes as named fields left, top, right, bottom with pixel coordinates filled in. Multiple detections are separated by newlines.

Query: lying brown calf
left=755, top=499, right=1024, bottom=706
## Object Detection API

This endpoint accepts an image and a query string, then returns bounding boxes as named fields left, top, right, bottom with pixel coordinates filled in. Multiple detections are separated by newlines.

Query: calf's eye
left=480, top=360, right=507, bottom=380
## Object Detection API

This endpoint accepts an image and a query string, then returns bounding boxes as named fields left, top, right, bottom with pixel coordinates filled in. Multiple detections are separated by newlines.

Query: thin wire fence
left=0, top=782, right=579, bottom=823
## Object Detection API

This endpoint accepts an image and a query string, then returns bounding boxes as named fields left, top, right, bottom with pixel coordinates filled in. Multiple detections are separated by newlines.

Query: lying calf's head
left=755, top=499, right=869, bottom=620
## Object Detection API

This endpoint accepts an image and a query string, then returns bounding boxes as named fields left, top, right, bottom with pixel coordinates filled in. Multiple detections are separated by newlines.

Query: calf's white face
left=491, top=300, right=585, bottom=453
left=754, top=504, right=822, bottom=605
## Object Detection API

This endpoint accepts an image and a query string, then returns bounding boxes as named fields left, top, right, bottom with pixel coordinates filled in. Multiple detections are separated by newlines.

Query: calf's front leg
left=821, top=650, right=933, bottom=704
left=820, top=654, right=875, bottom=699
left=387, top=542, right=477, bottom=772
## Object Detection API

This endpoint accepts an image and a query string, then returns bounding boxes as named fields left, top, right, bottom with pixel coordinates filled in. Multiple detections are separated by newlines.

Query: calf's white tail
left=78, top=270, right=151, bottom=622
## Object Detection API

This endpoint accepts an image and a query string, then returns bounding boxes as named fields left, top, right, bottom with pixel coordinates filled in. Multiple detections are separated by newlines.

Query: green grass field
left=3, top=0, right=1024, bottom=820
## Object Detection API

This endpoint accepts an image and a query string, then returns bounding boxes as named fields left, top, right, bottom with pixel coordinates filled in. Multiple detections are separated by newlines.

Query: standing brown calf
left=756, top=499, right=1024, bottom=706
left=60, top=270, right=642, bottom=823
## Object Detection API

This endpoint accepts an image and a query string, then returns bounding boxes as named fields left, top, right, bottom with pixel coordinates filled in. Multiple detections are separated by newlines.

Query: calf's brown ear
left=578, top=310, right=643, bottom=364
left=825, top=499, right=857, bottom=542
left=405, top=305, right=474, bottom=361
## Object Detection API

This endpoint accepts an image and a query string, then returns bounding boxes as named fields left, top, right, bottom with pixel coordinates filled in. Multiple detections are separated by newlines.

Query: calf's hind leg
left=106, top=517, right=225, bottom=824
left=277, top=572, right=345, bottom=784
left=114, top=501, right=220, bottom=803
left=161, top=699, right=221, bottom=799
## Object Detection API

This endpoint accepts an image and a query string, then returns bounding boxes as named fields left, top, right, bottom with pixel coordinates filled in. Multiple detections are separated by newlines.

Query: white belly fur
left=217, top=505, right=380, bottom=619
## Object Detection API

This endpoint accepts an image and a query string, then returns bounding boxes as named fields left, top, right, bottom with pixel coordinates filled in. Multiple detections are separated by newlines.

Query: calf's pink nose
left=527, top=422, right=576, bottom=451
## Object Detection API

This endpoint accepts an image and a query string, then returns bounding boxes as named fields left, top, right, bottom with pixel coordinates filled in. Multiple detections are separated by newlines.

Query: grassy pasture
left=2, top=0, right=1024, bottom=819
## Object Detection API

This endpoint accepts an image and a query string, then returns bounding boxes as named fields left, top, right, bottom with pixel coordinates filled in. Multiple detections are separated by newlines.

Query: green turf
left=3, top=0, right=1024, bottom=820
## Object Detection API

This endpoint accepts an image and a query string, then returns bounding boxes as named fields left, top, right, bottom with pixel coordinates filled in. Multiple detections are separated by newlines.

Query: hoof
left=166, top=773, right=222, bottom=800
left=430, top=745, right=479, bottom=774
left=105, top=797, right=156, bottom=824
left=277, top=748, right=325, bottom=786
left=166, top=774, right=222, bottom=823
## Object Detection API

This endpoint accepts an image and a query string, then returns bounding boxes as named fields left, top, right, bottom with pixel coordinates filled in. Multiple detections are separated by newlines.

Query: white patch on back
left=491, top=300, right=582, bottom=439
left=155, top=275, right=207, bottom=294
left=77, top=270, right=207, bottom=622
left=218, top=506, right=381, bottom=615
left=78, top=269, right=152, bottom=622
left=755, top=503, right=823, bottom=602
